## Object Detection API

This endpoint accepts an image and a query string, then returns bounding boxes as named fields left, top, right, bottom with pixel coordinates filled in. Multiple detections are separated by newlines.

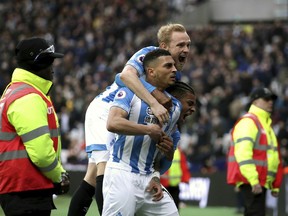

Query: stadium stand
left=0, top=0, right=287, bottom=175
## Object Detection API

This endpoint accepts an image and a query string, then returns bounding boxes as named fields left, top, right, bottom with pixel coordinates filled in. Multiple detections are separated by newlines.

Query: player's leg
left=94, top=129, right=116, bottom=214
left=84, top=99, right=114, bottom=214
left=67, top=160, right=97, bottom=216
left=102, top=166, right=136, bottom=216
left=93, top=151, right=109, bottom=215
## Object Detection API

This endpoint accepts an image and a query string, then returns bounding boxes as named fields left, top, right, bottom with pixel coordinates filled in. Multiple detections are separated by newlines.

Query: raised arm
left=119, top=65, right=170, bottom=125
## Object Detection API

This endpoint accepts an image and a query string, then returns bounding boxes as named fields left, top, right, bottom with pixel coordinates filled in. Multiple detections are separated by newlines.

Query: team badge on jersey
left=115, top=90, right=126, bottom=99
left=144, top=107, right=158, bottom=124
left=136, top=54, right=145, bottom=63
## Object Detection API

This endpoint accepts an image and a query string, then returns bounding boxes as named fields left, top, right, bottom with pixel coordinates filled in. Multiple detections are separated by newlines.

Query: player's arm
left=156, top=133, right=174, bottom=161
left=119, top=65, right=170, bottom=125
left=155, top=128, right=180, bottom=174
left=107, top=106, right=162, bottom=142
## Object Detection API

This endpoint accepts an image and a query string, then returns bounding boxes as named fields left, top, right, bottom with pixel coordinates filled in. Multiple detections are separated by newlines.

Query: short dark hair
left=143, top=49, right=171, bottom=73
left=166, top=81, right=195, bottom=97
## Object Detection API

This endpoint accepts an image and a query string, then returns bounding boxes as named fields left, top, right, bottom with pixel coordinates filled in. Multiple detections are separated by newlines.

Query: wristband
left=152, top=171, right=160, bottom=179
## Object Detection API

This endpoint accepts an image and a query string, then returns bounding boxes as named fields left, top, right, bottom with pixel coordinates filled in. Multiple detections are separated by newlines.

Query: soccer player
left=67, top=23, right=191, bottom=215
left=102, top=49, right=196, bottom=216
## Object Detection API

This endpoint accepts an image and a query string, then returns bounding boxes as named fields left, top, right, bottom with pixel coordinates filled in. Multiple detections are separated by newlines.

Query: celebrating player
left=68, top=23, right=190, bottom=215
left=102, top=49, right=196, bottom=216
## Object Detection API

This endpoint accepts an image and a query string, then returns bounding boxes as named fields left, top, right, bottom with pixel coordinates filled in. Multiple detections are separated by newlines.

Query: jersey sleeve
left=112, top=87, right=134, bottom=113
left=171, top=128, right=181, bottom=150
left=126, top=46, right=158, bottom=77
left=114, top=73, right=156, bottom=93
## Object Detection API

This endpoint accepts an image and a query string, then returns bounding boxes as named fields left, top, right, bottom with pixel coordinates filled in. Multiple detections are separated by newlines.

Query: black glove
left=53, top=172, right=70, bottom=195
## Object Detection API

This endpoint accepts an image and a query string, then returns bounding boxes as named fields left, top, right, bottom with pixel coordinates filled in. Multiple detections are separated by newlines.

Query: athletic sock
left=95, top=175, right=104, bottom=215
left=67, top=180, right=95, bottom=216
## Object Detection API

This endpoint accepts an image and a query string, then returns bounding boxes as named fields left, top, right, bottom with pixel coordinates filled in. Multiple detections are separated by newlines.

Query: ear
left=159, top=42, right=167, bottom=49
left=147, top=67, right=156, bottom=78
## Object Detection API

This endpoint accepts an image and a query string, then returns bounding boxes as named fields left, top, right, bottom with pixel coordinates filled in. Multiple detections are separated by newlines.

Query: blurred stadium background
left=0, top=0, right=288, bottom=215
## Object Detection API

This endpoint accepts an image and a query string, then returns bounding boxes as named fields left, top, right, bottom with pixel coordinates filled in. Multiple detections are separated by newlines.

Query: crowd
left=0, top=0, right=288, bottom=173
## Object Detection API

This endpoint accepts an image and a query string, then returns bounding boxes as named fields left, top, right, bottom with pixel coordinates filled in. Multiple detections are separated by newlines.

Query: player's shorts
left=85, top=98, right=116, bottom=153
left=88, top=150, right=110, bottom=165
left=102, top=163, right=179, bottom=216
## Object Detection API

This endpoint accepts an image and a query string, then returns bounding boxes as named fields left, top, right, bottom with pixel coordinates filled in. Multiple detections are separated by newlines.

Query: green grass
left=51, top=195, right=239, bottom=216
left=0, top=195, right=239, bottom=216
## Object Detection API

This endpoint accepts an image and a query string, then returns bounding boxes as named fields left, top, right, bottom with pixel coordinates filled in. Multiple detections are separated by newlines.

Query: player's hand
left=146, top=176, right=163, bottom=201
left=147, top=124, right=163, bottom=143
left=53, top=172, right=70, bottom=195
left=251, top=184, right=262, bottom=194
left=156, top=134, right=174, bottom=161
left=151, top=89, right=171, bottom=125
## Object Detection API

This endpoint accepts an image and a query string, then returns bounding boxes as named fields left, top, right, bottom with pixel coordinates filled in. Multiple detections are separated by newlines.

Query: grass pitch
left=51, top=195, right=238, bottom=216
left=0, top=195, right=238, bottom=216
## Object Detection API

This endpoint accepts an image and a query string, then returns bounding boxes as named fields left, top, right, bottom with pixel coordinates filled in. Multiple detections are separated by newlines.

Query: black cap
left=250, top=87, right=277, bottom=102
left=15, top=37, right=63, bottom=61
left=15, top=37, right=63, bottom=71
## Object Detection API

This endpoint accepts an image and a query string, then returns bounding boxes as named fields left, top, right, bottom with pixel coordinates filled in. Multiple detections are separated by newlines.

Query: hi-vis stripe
left=231, top=113, right=278, bottom=152
left=0, top=149, right=28, bottom=160
left=228, top=156, right=276, bottom=178
left=0, top=150, right=59, bottom=172
left=0, top=126, right=59, bottom=142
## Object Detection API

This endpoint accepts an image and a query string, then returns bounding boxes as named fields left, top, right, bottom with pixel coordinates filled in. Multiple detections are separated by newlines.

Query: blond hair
left=157, top=23, right=187, bottom=45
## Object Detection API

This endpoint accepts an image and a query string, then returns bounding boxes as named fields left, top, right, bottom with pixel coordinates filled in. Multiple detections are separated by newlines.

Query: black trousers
left=0, top=189, right=55, bottom=216
left=239, top=184, right=267, bottom=216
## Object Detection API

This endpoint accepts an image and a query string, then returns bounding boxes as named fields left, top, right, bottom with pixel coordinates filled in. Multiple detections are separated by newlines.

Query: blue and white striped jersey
left=85, top=46, right=182, bottom=153
left=108, top=87, right=182, bottom=175
left=95, top=46, right=181, bottom=103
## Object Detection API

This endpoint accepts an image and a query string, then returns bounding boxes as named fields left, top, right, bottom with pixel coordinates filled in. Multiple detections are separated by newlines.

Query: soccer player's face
left=153, top=55, right=177, bottom=90
left=166, top=31, right=190, bottom=71
left=178, top=92, right=196, bottom=124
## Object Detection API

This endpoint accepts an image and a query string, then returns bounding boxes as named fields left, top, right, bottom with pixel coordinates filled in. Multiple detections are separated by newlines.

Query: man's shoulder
left=114, top=87, right=135, bottom=100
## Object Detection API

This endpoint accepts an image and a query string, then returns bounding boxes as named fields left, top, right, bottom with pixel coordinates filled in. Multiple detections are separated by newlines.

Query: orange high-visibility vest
left=227, top=113, right=279, bottom=187
left=161, top=148, right=191, bottom=187
left=0, top=82, right=59, bottom=194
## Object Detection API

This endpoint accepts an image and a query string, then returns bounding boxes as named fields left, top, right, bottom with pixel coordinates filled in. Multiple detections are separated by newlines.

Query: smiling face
left=160, top=31, right=191, bottom=71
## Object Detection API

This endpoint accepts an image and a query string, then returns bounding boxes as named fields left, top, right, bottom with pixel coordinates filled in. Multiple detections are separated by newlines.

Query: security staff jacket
left=161, top=148, right=190, bottom=187
left=0, top=68, right=65, bottom=194
left=227, top=105, right=283, bottom=192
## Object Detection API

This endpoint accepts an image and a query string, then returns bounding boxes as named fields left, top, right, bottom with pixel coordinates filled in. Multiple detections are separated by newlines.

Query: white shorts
left=102, top=165, right=179, bottom=216
left=85, top=98, right=115, bottom=153
left=88, top=150, right=110, bottom=165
